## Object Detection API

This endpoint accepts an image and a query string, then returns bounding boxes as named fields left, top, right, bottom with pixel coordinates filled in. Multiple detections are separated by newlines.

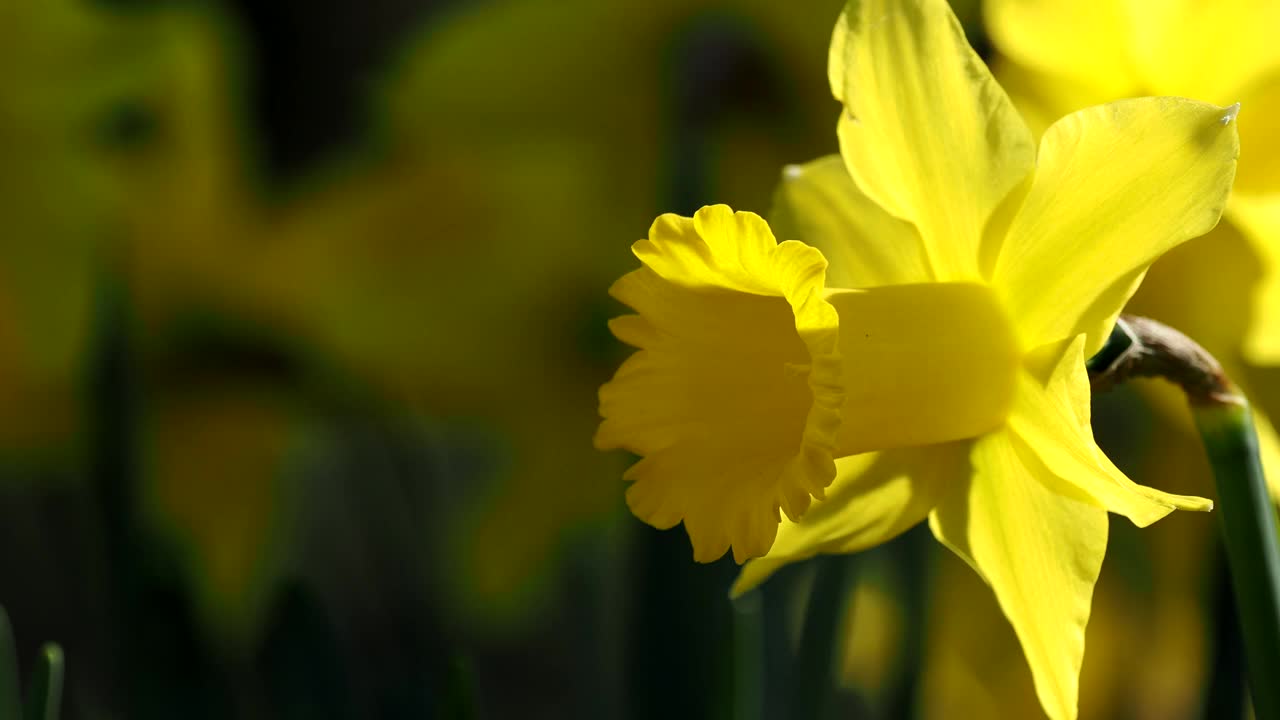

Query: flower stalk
left=732, top=594, right=764, bottom=720
left=791, top=555, right=851, bottom=720
left=0, top=607, right=18, bottom=720
left=0, top=607, right=65, bottom=720
left=23, top=646, right=63, bottom=720
left=1090, top=316, right=1280, bottom=719
left=1196, top=403, right=1280, bottom=719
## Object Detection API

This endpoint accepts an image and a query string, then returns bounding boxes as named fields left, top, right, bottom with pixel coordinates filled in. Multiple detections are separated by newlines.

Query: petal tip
left=1221, top=102, right=1241, bottom=126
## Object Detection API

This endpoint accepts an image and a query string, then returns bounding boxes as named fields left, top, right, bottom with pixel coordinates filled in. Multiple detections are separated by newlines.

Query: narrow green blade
left=24, top=644, right=64, bottom=720
left=0, top=608, right=19, bottom=720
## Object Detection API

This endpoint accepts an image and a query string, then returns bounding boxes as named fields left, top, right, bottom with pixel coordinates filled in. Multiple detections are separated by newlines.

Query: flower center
left=827, top=281, right=1020, bottom=456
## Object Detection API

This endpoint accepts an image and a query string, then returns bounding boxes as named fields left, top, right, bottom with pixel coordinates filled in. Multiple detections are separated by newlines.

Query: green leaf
left=0, top=608, right=20, bottom=720
left=23, top=645, right=62, bottom=720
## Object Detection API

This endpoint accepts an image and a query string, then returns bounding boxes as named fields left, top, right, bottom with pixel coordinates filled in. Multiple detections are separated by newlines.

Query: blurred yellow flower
left=596, top=0, right=1240, bottom=717
left=86, top=0, right=849, bottom=626
left=0, top=0, right=153, bottom=451
left=143, top=381, right=305, bottom=643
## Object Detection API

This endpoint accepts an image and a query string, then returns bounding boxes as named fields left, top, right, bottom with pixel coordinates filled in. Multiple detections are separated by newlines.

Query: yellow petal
left=993, top=98, right=1239, bottom=356
left=731, top=441, right=967, bottom=596
left=830, top=0, right=1035, bottom=280
left=983, top=0, right=1139, bottom=99
left=595, top=205, right=843, bottom=563
left=770, top=155, right=932, bottom=287
left=929, top=428, right=1107, bottom=720
left=1228, top=195, right=1280, bottom=364
left=1012, top=336, right=1213, bottom=526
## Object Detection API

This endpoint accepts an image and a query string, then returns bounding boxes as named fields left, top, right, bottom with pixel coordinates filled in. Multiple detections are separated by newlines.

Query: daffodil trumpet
left=1090, top=316, right=1280, bottom=719
left=594, top=0, right=1240, bottom=717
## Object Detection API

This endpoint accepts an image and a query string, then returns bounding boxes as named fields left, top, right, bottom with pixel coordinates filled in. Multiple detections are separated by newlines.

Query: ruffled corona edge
left=594, top=205, right=843, bottom=563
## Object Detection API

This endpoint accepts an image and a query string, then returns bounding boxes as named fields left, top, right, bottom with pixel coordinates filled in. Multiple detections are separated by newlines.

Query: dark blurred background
left=0, top=0, right=1250, bottom=718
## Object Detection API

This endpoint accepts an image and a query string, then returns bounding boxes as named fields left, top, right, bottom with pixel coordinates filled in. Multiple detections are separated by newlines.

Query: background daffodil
left=66, top=0, right=856, bottom=635
left=0, top=0, right=155, bottom=454
left=596, top=0, right=1241, bottom=718
left=1, top=4, right=856, bottom=712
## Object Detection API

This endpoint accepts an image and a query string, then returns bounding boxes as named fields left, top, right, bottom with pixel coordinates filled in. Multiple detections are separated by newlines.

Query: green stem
left=886, top=526, right=930, bottom=719
left=440, top=654, right=479, bottom=720
left=0, top=608, right=19, bottom=720
left=1202, top=540, right=1247, bottom=720
left=1089, top=316, right=1280, bottom=718
left=791, top=555, right=851, bottom=720
left=732, top=594, right=763, bottom=720
left=1194, top=400, right=1280, bottom=720
left=23, top=645, right=63, bottom=720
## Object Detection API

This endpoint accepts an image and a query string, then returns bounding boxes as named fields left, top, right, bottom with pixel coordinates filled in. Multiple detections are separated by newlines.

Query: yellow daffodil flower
left=594, top=0, right=1240, bottom=717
